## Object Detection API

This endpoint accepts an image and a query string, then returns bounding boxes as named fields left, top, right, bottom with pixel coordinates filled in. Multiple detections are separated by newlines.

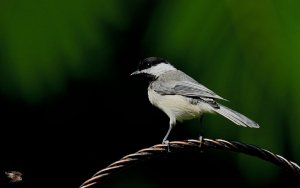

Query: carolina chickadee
left=131, top=57, right=259, bottom=144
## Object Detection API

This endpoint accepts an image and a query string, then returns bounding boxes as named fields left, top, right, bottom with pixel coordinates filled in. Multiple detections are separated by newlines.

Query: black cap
left=137, top=57, right=168, bottom=71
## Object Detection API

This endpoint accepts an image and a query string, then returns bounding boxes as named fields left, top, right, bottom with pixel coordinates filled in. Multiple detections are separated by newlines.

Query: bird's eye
left=146, top=63, right=151, bottom=68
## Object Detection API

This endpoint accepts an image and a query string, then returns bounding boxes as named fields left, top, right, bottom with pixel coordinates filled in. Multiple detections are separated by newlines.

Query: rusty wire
left=79, top=138, right=300, bottom=188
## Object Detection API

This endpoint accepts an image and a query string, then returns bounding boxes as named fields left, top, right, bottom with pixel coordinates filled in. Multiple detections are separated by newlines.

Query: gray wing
left=172, top=81, right=226, bottom=100
left=152, top=70, right=227, bottom=100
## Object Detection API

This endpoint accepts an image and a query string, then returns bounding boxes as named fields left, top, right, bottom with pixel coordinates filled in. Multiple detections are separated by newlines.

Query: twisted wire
left=79, top=138, right=300, bottom=188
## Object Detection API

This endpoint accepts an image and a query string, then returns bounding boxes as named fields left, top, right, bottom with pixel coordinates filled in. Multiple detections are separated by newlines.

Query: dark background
left=0, top=0, right=300, bottom=187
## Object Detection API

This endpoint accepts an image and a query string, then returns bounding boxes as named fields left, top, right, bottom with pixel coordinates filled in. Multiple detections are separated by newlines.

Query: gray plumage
left=150, top=69, right=259, bottom=128
left=151, top=70, right=226, bottom=100
left=132, top=57, right=259, bottom=143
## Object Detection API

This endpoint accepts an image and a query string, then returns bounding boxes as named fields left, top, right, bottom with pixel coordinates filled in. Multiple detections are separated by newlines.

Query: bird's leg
left=162, top=119, right=176, bottom=152
left=198, top=115, right=204, bottom=138
left=198, top=115, right=204, bottom=149
left=162, top=125, right=172, bottom=144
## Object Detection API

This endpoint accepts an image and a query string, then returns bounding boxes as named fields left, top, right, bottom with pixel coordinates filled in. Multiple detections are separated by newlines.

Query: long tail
left=212, top=104, right=259, bottom=128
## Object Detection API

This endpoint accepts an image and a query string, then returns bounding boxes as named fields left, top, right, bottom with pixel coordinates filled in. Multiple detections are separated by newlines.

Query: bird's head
left=131, top=57, right=176, bottom=78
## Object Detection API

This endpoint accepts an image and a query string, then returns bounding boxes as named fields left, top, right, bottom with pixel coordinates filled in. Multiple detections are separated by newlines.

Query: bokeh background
left=0, top=0, right=299, bottom=187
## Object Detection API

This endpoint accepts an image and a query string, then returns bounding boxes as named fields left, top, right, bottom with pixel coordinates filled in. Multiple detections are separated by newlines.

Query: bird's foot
left=198, top=135, right=203, bottom=152
left=162, top=140, right=170, bottom=152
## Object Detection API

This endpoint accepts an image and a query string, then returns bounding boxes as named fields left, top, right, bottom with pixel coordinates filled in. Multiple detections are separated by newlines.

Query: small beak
left=130, top=70, right=140, bottom=76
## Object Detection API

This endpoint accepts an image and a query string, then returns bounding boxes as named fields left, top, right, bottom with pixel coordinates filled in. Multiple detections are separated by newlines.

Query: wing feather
left=152, top=80, right=227, bottom=100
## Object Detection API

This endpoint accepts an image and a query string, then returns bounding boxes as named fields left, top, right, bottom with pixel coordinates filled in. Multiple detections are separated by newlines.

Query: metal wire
left=79, top=138, right=300, bottom=188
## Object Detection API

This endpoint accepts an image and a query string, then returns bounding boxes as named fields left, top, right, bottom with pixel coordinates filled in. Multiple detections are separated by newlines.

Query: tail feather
left=213, top=104, right=259, bottom=128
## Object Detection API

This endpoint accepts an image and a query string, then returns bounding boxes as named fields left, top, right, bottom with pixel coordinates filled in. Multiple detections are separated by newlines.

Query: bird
left=131, top=57, right=259, bottom=144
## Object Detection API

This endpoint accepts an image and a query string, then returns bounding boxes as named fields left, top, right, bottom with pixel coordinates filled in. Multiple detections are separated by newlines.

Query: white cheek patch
left=148, top=63, right=176, bottom=76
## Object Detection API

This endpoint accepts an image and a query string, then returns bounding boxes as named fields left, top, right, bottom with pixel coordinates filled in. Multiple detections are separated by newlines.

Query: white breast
left=148, top=89, right=212, bottom=122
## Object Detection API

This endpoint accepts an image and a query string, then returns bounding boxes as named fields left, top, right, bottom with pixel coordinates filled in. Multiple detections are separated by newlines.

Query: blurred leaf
left=0, top=0, right=123, bottom=102
left=272, top=0, right=300, bottom=160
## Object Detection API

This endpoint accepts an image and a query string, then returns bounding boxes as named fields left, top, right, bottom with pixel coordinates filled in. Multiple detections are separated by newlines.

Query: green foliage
left=0, top=0, right=123, bottom=102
